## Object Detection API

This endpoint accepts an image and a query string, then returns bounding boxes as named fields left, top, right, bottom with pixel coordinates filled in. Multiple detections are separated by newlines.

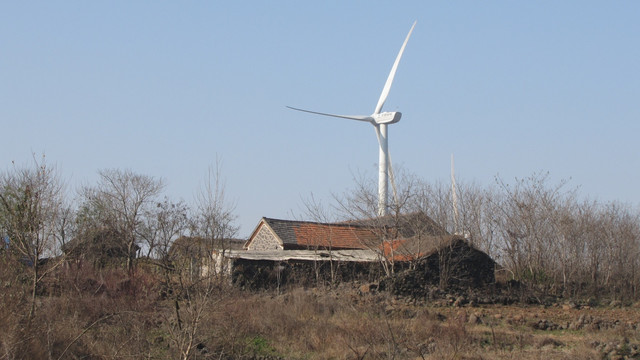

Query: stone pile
left=592, top=338, right=640, bottom=360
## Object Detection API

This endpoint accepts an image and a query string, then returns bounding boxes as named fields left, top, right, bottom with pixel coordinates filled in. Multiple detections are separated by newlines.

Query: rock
left=533, top=319, right=560, bottom=331
left=568, top=322, right=578, bottom=330
left=537, top=320, right=548, bottom=330
left=456, top=311, right=468, bottom=323
left=603, top=343, right=614, bottom=353
left=384, top=305, right=395, bottom=315
left=610, top=300, right=623, bottom=308
left=537, top=337, right=564, bottom=348
left=586, top=298, right=598, bottom=307
left=359, top=283, right=373, bottom=294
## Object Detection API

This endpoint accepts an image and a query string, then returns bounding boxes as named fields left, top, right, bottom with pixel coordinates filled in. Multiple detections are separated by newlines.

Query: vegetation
left=1, top=268, right=639, bottom=359
left=1, top=155, right=640, bottom=358
left=330, top=169, right=640, bottom=301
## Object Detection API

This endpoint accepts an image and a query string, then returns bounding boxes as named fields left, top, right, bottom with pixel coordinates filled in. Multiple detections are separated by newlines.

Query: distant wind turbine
left=451, top=153, right=460, bottom=235
left=288, top=21, right=416, bottom=217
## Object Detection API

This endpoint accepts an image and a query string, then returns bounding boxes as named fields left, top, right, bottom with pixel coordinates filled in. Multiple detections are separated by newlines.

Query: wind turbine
left=288, top=21, right=416, bottom=217
left=451, top=153, right=460, bottom=235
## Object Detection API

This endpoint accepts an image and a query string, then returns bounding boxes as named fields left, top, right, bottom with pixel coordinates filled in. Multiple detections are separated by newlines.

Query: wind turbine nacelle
left=373, top=111, right=402, bottom=124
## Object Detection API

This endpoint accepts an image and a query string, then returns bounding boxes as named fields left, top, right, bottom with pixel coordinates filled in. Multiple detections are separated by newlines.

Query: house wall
left=231, top=258, right=384, bottom=290
left=381, top=242, right=496, bottom=297
left=247, top=225, right=283, bottom=251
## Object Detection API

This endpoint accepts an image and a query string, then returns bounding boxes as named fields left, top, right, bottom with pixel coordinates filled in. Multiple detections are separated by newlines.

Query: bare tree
left=414, top=180, right=453, bottom=233
left=163, top=162, right=238, bottom=359
left=335, top=170, right=397, bottom=276
left=0, top=155, right=65, bottom=321
left=317, top=165, right=640, bottom=299
left=139, top=197, right=189, bottom=260
left=491, top=172, right=573, bottom=285
left=53, top=204, right=76, bottom=254
left=412, top=179, right=492, bottom=289
left=300, top=194, right=339, bottom=285
left=597, top=201, right=640, bottom=299
left=190, top=161, right=238, bottom=272
left=334, top=168, right=443, bottom=276
left=79, top=169, right=164, bottom=272
left=455, top=182, right=499, bottom=256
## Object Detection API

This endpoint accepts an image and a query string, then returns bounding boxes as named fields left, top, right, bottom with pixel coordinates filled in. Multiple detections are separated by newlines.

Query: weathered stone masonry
left=246, top=225, right=283, bottom=251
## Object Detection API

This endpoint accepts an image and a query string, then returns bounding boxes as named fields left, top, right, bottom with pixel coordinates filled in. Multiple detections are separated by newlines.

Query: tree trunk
left=28, top=261, right=38, bottom=323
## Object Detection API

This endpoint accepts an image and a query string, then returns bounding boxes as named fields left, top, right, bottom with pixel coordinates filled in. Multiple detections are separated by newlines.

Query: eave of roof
left=220, top=249, right=380, bottom=262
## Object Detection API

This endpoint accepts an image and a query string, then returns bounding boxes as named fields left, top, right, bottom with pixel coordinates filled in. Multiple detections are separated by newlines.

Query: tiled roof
left=344, top=211, right=448, bottom=238
left=245, top=217, right=493, bottom=264
left=380, top=235, right=452, bottom=261
left=261, top=218, right=379, bottom=250
left=248, top=212, right=450, bottom=252
left=381, top=235, right=490, bottom=262
left=170, top=236, right=246, bottom=257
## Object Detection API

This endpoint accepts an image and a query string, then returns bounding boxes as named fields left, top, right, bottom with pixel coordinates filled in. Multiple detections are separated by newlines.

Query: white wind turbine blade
left=286, top=106, right=373, bottom=123
left=373, top=21, right=416, bottom=115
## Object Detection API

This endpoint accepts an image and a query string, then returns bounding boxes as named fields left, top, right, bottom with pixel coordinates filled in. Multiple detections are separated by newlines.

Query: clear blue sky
left=2, top=2, right=639, bottom=237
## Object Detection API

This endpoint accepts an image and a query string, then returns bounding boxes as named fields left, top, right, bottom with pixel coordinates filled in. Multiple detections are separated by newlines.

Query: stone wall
left=231, top=258, right=384, bottom=290
left=381, top=241, right=496, bottom=297
left=247, top=224, right=283, bottom=251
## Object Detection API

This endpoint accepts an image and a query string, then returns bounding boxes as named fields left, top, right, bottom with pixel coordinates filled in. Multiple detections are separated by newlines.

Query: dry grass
left=1, top=263, right=639, bottom=359
left=194, top=287, right=637, bottom=359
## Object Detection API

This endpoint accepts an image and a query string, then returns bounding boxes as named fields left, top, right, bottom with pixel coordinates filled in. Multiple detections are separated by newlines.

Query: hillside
left=1, top=264, right=638, bottom=359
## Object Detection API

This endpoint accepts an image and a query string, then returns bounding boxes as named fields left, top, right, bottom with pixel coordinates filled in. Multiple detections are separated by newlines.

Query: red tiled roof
left=292, top=222, right=378, bottom=249
left=344, top=211, right=448, bottom=238
left=380, top=235, right=473, bottom=262
left=380, top=239, right=424, bottom=261
left=248, top=214, right=452, bottom=254
left=254, top=218, right=380, bottom=250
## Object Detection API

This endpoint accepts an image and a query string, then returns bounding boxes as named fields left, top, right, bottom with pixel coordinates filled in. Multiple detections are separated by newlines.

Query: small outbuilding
left=382, top=235, right=496, bottom=290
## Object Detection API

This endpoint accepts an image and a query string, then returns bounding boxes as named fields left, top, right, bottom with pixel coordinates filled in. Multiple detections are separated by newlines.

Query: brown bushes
left=2, top=259, right=639, bottom=359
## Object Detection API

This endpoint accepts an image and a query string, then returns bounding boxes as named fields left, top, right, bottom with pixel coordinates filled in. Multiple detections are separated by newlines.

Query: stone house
left=214, top=218, right=384, bottom=287
left=215, top=214, right=495, bottom=289
left=245, top=217, right=382, bottom=251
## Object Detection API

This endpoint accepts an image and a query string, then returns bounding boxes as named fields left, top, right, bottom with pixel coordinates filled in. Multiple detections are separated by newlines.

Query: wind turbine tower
left=451, top=153, right=460, bottom=235
left=288, top=22, right=416, bottom=217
